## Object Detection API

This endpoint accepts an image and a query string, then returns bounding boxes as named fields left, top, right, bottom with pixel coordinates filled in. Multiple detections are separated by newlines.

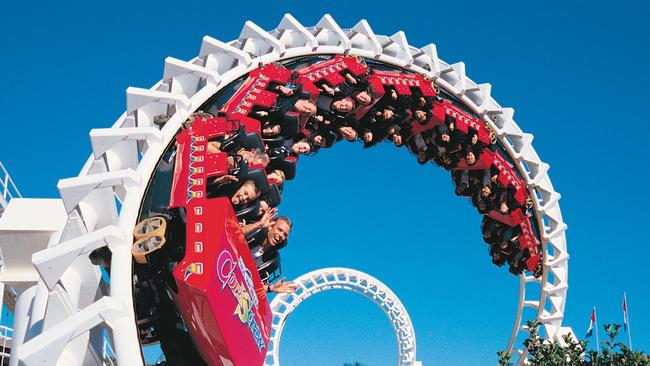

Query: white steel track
left=10, top=14, right=570, bottom=365
left=264, top=268, right=420, bottom=366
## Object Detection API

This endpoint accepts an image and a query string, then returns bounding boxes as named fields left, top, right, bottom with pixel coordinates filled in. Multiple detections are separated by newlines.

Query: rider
left=246, top=214, right=298, bottom=294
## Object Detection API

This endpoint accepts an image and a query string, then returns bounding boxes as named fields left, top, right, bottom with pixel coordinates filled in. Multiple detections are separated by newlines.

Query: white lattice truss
left=9, top=14, right=570, bottom=366
left=265, top=268, right=419, bottom=366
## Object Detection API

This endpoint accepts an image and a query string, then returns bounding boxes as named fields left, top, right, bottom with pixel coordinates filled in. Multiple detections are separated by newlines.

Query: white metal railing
left=0, top=161, right=21, bottom=212
left=102, top=336, right=116, bottom=366
left=1, top=325, right=13, bottom=365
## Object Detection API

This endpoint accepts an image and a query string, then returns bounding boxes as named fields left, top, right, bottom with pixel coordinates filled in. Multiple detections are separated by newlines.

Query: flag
left=623, top=293, right=629, bottom=331
left=586, top=308, right=596, bottom=338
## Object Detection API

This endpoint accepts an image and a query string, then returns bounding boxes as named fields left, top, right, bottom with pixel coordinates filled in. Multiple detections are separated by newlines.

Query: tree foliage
left=499, top=321, right=649, bottom=366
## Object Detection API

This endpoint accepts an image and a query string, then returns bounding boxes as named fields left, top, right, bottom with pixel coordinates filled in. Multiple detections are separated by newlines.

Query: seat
left=205, top=160, right=250, bottom=199
left=200, top=117, right=249, bottom=154
left=204, top=151, right=252, bottom=182
left=245, top=228, right=266, bottom=249
left=279, top=112, right=300, bottom=138
left=217, top=124, right=246, bottom=153
left=487, top=208, right=525, bottom=227
left=492, top=151, right=528, bottom=207
left=263, top=136, right=286, bottom=148
left=257, top=251, right=281, bottom=283
left=320, top=130, right=338, bottom=148
left=237, top=116, right=263, bottom=139
left=245, top=167, right=271, bottom=196
left=235, top=200, right=261, bottom=223
left=264, top=184, right=282, bottom=207
left=489, top=244, right=507, bottom=267
left=241, top=132, right=264, bottom=151
left=268, top=155, right=297, bottom=180
left=481, top=215, right=505, bottom=245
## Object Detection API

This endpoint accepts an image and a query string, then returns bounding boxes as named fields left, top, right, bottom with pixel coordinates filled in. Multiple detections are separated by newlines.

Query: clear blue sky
left=1, top=1, right=649, bottom=365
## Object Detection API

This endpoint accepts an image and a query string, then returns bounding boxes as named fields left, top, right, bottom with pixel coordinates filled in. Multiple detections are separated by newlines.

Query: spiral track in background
left=266, top=268, right=420, bottom=366
left=15, top=14, right=570, bottom=366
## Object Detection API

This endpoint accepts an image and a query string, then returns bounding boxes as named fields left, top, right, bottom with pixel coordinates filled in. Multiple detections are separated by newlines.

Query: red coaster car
left=167, top=118, right=272, bottom=366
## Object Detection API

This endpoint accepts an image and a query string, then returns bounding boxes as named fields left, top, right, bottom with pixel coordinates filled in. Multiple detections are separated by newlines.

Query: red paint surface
left=169, top=116, right=271, bottom=365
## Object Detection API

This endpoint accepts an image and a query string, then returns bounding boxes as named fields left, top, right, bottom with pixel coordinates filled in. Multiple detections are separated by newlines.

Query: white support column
left=108, top=245, right=142, bottom=366
left=9, top=286, right=36, bottom=366
left=26, top=282, right=48, bottom=342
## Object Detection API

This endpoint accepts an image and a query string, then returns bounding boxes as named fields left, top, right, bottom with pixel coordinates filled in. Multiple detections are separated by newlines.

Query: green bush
left=499, top=321, right=649, bottom=366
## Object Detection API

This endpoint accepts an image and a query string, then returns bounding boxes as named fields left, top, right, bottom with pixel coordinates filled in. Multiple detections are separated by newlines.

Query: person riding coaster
left=245, top=215, right=298, bottom=294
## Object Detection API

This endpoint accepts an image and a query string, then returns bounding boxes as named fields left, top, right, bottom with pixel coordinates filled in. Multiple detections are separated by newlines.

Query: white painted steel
left=9, top=286, right=35, bottom=366
left=264, top=268, right=420, bottom=366
left=2, top=13, right=569, bottom=365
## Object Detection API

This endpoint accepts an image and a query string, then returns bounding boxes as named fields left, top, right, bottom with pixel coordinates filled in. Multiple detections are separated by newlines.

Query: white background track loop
left=265, top=268, right=421, bottom=366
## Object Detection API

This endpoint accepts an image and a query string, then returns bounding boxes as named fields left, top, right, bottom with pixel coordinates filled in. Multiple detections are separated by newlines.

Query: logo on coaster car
left=184, top=262, right=204, bottom=281
left=216, top=250, right=265, bottom=352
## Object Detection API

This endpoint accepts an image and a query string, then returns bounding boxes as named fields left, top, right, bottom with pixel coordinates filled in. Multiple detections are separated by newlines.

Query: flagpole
left=594, top=306, right=600, bottom=354
left=625, top=292, right=633, bottom=351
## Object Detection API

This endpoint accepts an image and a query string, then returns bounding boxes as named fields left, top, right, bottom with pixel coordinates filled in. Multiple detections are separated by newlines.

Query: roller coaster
left=0, top=15, right=572, bottom=366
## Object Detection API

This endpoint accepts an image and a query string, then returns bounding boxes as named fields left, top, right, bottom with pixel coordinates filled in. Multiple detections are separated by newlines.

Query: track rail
left=12, top=14, right=570, bottom=365
left=265, top=268, right=420, bottom=366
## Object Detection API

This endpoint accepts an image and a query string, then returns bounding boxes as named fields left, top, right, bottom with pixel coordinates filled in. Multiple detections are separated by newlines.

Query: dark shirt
left=248, top=228, right=283, bottom=282
left=268, top=85, right=311, bottom=123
